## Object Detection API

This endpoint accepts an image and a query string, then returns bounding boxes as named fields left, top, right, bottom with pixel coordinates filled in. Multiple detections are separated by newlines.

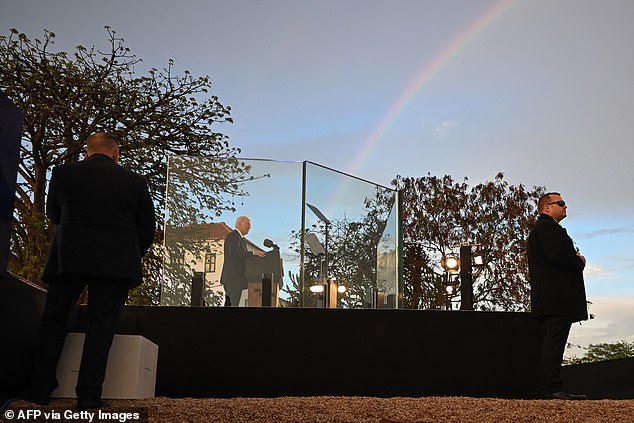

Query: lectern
left=245, top=249, right=283, bottom=306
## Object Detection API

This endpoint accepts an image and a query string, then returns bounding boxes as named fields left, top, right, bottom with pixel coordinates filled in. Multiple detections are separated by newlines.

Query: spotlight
left=309, top=284, right=324, bottom=293
left=473, top=251, right=484, bottom=266
left=441, top=255, right=460, bottom=272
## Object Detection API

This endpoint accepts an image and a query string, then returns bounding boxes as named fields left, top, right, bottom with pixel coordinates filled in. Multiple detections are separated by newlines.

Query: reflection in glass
left=161, top=157, right=400, bottom=308
left=302, top=162, right=399, bottom=308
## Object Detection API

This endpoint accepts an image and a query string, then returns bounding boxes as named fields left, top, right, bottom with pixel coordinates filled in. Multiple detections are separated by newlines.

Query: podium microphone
left=263, top=239, right=279, bottom=249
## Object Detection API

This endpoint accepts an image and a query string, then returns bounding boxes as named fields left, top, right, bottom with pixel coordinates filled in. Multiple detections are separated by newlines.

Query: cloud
left=433, top=120, right=460, bottom=137
left=584, top=265, right=605, bottom=278
left=575, top=224, right=634, bottom=240
left=586, top=256, right=634, bottom=281
left=419, top=119, right=461, bottom=139
left=566, top=296, right=634, bottom=358
left=605, top=256, right=634, bottom=272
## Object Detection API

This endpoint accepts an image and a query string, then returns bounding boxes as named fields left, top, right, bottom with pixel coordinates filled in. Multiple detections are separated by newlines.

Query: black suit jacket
left=220, top=229, right=254, bottom=302
left=528, top=214, right=588, bottom=322
left=43, top=154, right=155, bottom=287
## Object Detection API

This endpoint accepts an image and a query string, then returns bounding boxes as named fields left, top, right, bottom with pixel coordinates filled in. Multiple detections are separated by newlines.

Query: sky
left=2, top=0, right=634, bottom=355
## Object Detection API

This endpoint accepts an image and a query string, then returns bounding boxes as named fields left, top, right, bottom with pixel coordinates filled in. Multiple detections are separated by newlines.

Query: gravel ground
left=6, top=396, right=634, bottom=423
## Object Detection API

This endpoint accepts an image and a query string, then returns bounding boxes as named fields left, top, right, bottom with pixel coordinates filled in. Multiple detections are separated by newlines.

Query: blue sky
left=3, top=0, right=634, bottom=354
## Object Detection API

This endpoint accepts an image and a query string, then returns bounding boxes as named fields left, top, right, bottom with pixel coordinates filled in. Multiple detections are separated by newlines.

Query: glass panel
left=301, top=162, right=399, bottom=309
left=376, top=196, right=400, bottom=307
left=161, top=157, right=400, bottom=308
left=161, top=157, right=303, bottom=306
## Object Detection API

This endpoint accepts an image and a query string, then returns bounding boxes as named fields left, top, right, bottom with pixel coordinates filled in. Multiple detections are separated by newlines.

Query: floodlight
left=473, top=251, right=484, bottom=266
left=441, top=255, right=460, bottom=272
left=309, top=284, right=324, bottom=293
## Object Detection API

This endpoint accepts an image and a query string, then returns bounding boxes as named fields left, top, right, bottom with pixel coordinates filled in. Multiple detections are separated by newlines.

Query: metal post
left=191, top=272, right=205, bottom=307
left=459, top=245, right=474, bottom=310
left=324, top=222, right=329, bottom=278
left=300, top=161, right=307, bottom=307
left=261, top=273, right=272, bottom=307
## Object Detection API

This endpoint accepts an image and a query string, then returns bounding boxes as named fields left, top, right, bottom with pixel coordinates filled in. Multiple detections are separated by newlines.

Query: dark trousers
left=539, top=315, right=573, bottom=394
left=30, top=277, right=129, bottom=400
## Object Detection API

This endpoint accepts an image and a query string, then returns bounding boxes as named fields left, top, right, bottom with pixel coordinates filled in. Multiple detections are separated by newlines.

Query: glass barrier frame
left=160, top=156, right=402, bottom=309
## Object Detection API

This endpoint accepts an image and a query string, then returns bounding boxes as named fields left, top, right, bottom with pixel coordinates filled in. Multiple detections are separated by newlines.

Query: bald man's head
left=86, top=132, right=119, bottom=162
left=235, top=216, right=252, bottom=235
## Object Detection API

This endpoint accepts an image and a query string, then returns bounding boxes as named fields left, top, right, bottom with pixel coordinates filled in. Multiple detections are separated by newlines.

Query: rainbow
left=346, top=0, right=518, bottom=176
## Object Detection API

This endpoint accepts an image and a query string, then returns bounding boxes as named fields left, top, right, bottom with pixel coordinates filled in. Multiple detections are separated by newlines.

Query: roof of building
left=167, top=222, right=263, bottom=252
left=168, top=222, right=233, bottom=240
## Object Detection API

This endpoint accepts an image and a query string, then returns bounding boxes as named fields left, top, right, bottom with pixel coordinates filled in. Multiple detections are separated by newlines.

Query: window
left=204, top=253, right=216, bottom=273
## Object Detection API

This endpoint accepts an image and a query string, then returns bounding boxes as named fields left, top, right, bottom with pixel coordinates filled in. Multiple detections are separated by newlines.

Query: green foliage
left=159, top=157, right=252, bottom=306
left=1, top=27, right=239, bottom=303
left=283, top=271, right=321, bottom=308
left=329, top=190, right=396, bottom=308
left=394, top=173, right=545, bottom=311
left=586, top=341, right=634, bottom=361
left=565, top=340, right=634, bottom=365
left=285, top=186, right=396, bottom=308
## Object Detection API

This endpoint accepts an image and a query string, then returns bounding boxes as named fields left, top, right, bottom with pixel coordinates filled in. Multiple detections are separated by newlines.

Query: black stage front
left=105, top=305, right=544, bottom=398
left=3, top=274, right=631, bottom=400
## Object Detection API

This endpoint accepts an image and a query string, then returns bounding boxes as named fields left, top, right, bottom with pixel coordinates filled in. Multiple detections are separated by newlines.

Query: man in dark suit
left=26, top=132, right=155, bottom=410
left=220, top=216, right=265, bottom=306
left=528, top=192, right=587, bottom=400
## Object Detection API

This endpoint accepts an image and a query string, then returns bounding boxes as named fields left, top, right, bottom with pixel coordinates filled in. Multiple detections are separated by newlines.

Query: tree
left=565, top=340, right=634, bottom=365
left=159, top=156, right=253, bottom=306
left=285, top=186, right=397, bottom=308
left=1, top=28, right=244, bottom=303
left=393, top=173, right=544, bottom=311
left=327, top=189, right=396, bottom=308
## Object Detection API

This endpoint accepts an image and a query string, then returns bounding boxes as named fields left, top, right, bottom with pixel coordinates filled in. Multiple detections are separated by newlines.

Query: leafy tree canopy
left=1, top=27, right=242, bottom=303
left=565, top=340, right=634, bottom=365
left=394, top=172, right=545, bottom=311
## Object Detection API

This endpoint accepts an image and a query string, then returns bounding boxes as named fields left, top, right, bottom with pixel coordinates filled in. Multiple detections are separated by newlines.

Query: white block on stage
left=51, top=333, right=158, bottom=399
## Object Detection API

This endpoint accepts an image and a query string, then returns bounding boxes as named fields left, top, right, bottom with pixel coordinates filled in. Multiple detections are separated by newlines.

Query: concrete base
left=51, top=333, right=158, bottom=399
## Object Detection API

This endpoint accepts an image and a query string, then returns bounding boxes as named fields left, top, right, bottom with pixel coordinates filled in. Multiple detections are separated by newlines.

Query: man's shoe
left=76, top=399, right=110, bottom=410
left=547, top=391, right=587, bottom=400
left=20, top=390, right=50, bottom=406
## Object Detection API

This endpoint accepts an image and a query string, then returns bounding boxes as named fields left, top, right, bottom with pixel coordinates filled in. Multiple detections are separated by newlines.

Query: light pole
left=441, top=254, right=459, bottom=310
left=459, top=244, right=474, bottom=310
left=441, top=244, right=484, bottom=311
left=309, top=278, right=345, bottom=308
left=306, top=203, right=331, bottom=279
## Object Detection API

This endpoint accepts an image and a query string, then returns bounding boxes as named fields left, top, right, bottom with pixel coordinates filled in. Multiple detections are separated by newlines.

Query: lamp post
left=306, top=203, right=331, bottom=278
left=441, top=244, right=484, bottom=311
left=440, top=254, right=460, bottom=310
left=459, top=244, right=474, bottom=310
left=310, top=278, right=345, bottom=308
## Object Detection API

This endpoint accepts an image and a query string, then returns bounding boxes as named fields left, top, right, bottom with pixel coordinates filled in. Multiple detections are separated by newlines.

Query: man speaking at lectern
left=220, top=216, right=265, bottom=306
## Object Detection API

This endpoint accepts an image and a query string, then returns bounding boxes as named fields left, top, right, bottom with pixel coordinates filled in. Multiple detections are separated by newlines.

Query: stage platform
left=2, top=274, right=632, bottom=400
left=105, top=304, right=543, bottom=398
